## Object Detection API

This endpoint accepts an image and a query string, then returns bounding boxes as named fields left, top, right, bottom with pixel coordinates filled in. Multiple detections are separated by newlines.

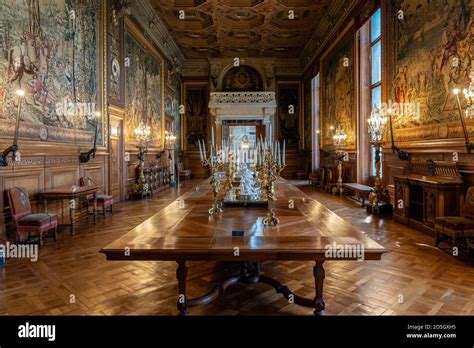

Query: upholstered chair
left=177, top=163, right=191, bottom=180
left=7, top=187, right=57, bottom=246
left=79, top=177, right=113, bottom=217
left=435, top=186, right=474, bottom=253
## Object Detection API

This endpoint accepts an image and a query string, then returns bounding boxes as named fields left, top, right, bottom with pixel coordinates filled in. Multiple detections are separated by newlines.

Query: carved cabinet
left=393, top=161, right=465, bottom=234
left=143, top=166, right=170, bottom=195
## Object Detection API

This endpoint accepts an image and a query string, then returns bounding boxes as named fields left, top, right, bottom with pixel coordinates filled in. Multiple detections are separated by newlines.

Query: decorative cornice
left=209, top=92, right=276, bottom=106
left=131, top=0, right=185, bottom=67
left=300, top=0, right=359, bottom=72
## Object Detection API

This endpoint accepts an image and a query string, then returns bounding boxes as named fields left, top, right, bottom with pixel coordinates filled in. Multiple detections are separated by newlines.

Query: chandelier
left=368, top=107, right=387, bottom=142
left=463, top=69, right=474, bottom=119
left=333, top=124, right=347, bottom=148
left=134, top=123, right=151, bottom=145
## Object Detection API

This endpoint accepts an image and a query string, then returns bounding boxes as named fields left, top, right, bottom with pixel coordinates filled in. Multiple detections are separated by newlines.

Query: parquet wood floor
left=0, top=180, right=473, bottom=315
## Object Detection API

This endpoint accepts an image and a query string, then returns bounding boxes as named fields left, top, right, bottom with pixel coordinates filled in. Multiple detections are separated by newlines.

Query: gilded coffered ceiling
left=149, top=0, right=354, bottom=59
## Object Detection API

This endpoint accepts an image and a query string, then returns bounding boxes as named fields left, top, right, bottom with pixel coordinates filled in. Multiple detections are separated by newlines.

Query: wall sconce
left=133, top=122, right=152, bottom=197
left=386, top=108, right=409, bottom=161
left=79, top=111, right=100, bottom=163
left=454, top=70, right=474, bottom=153
left=0, top=89, right=24, bottom=167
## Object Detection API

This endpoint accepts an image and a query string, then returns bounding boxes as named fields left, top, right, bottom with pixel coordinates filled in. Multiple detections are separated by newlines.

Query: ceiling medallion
left=234, top=10, right=250, bottom=19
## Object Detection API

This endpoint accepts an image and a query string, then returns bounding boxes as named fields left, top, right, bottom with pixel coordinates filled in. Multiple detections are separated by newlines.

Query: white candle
left=269, top=124, right=272, bottom=145
left=198, top=139, right=203, bottom=161
left=203, top=141, right=207, bottom=160
left=277, top=141, right=281, bottom=165
left=283, top=139, right=286, bottom=165
left=257, top=143, right=260, bottom=165
left=211, top=126, right=215, bottom=146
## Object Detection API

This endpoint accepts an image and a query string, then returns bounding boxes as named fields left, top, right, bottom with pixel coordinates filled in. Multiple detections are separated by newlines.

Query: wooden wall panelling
left=1, top=162, right=44, bottom=236
left=45, top=163, right=80, bottom=190
left=83, top=162, right=107, bottom=192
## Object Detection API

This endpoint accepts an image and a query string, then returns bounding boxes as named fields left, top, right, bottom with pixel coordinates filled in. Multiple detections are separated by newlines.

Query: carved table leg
left=176, top=261, right=188, bottom=316
left=69, top=200, right=75, bottom=235
left=93, top=193, right=97, bottom=225
left=313, top=261, right=326, bottom=316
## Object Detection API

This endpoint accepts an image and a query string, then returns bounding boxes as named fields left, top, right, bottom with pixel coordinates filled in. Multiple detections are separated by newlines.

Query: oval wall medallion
left=39, top=126, right=49, bottom=141
left=112, top=58, right=120, bottom=77
left=438, top=124, right=448, bottom=139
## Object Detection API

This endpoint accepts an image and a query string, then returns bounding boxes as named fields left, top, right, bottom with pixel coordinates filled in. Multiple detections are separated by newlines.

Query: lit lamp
left=133, top=122, right=152, bottom=197
left=332, top=124, right=346, bottom=195
left=164, top=129, right=177, bottom=186
left=368, top=107, right=387, bottom=206
left=0, top=89, right=24, bottom=167
left=164, top=130, right=176, bottom=150
left=79, top=111, right=101, bottom=163
left=454, top=69, right=474, bottom=153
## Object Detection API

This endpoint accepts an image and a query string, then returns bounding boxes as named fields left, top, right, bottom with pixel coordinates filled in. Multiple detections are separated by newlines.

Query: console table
left=393, top=161, right=464, bottom=234
left=39, top=185, right=99, bottom=235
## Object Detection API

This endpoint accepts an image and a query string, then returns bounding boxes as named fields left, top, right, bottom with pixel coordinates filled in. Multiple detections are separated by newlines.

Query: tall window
left=369, top=8, right=382, bottom=176
left=311, top=74, right=320, bottom=171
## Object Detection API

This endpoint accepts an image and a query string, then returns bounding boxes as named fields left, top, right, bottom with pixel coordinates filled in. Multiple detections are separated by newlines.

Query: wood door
left=109, top=118, right=124, bottom=202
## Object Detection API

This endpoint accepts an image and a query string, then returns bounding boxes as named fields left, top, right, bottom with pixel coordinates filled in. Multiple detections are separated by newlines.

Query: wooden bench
left=342, top=183, right=373, bottom=207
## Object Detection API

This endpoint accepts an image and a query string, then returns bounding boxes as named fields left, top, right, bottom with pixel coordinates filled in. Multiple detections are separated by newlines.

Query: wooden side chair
left=79, top=177, right=114, bottom=217
left=7, top=187, right=57, bottom=246
left=435, top=186, right=474, bottom=254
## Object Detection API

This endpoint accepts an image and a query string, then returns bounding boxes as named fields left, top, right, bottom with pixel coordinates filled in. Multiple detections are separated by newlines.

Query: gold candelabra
left=368, top=107, right=388, bottom=205
left=332, top=125, right=346, bottom=195
left=260, top=139, right=286, bottom=226
left=133, top=123, right=151, bottom=196
left=198, top=128, right=224, bottom=215
left=223, top=155, right=233, bottom=191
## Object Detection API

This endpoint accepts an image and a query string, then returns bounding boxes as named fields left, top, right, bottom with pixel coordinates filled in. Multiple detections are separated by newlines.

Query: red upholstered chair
left=79, top=177, right=113, bottom=217
left=177, top=163, right=191, bottom=180
left=7, top=187, right=57, bottom=246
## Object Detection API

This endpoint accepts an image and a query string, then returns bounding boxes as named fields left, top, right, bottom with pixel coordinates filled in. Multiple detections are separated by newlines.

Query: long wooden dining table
left=101, top=179, right=387, bottom=315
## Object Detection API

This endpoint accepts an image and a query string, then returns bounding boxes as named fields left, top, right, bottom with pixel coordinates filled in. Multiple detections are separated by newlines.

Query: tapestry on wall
left=124, top=25, right=163, bottom=149
left=321, top=33, right=354, bottom=147
left=392, top=0, right=474, bottom=138
left=0, top=0, right=101, bottom=144
left=277, top=83, right=300, bottom=146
